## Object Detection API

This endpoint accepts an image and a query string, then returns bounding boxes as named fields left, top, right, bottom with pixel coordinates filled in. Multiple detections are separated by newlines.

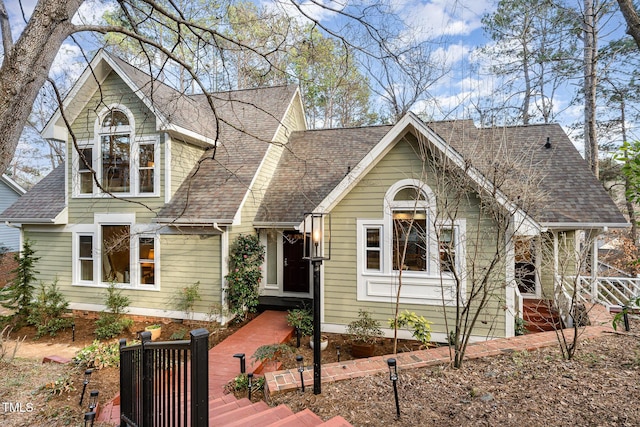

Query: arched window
left=389, top=184, right=431, bottom=272
left=100, top=108, right=131, bottom=193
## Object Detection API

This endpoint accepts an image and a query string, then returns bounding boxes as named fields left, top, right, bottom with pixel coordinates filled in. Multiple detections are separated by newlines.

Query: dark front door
left=283, top=231, right=310, bottom=293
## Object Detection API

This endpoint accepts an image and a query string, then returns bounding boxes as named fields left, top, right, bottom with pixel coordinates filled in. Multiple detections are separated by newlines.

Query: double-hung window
left=101, top=110, right=131, bottom=193
left=78, top=148, right=93, bottom=195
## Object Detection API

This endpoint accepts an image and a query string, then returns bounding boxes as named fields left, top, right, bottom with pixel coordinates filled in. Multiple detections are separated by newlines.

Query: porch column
left=590, top=230, right=599, bottom=298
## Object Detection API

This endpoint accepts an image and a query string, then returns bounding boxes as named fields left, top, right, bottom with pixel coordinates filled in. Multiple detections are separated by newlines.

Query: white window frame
left=75, top=232, right=96, bottom=284
left=70, top=104, right=160, bottom=198
left=356, top=179, right=465, bottom=306
left=71, top=214, right=160, bottom=290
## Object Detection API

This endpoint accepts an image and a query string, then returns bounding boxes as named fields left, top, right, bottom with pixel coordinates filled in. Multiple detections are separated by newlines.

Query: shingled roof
left=0, top=164, right=66, bottom=223
left=427, top=120, right=627, bottom=226
left=256, top=117, right=626, bottom=228
left=156, top=85, right=299, bottom=224
left=255, top=126, right=393, bottom=224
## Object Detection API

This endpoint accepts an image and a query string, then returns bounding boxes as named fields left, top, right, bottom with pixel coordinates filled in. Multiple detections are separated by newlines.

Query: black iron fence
left=119, top=328, right=209, bottom=427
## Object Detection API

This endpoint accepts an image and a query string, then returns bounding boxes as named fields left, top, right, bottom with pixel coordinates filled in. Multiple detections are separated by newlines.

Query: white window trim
left=70, top=104, right=161, bottom=198
left=73, top=232, right=95, bottom=285
left=356, top=179, right=466, bottom=306
left=71, top=214, right=160, bottom=291
left=72, top=139, right=95, bottom=197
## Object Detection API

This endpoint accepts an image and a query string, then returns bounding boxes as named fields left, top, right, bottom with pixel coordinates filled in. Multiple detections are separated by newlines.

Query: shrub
left=73, top=340, right=120, bottom=369
left=251, top=343, right=292, bottom=364
left=27, top=280, right=73, bottom=338
left=174, top=282, right=202, bottom=320
left=347, top=309, right=384, bottom=344
left=388, top=310, right=432, bottom=347
left=225, top=234, right=265, bottom=319
left=226, top=373, right=265, bottom=394
left=286, top=307, right=313, bottom=337
left=0, top=239, right=39, bottom=318
left=95, top=282, right=133, bottom=339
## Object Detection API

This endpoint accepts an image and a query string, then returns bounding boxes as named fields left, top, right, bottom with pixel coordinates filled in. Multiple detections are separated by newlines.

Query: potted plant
left=347, top=309, right=384, bottom=358
left=145, top=324, right=162, bottom=341
left=309, top=334, right=329, bottom=351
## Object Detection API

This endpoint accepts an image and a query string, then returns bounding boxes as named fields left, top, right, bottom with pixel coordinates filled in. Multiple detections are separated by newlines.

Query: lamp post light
left=233, top=353, right=246, bottom=374
left=296, top=355, right=305, bottom=392
left=303, top=212, right=331, bottom=395
left=79, top=369, right=93, bottom=406
left=387, top=358, right=400, bottom=419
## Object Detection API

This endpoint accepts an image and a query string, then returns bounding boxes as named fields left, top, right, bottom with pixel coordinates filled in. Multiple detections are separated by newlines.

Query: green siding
left=170, top=140, right=206, bottom=198
left=68, top=71, right=166, bottom=223
left=159, top=234, right=222, bottom=314
left=324, top=135, right=507, bottom=338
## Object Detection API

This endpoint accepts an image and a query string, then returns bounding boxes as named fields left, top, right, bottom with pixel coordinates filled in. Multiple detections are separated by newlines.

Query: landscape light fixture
left=88, top=390, right=99, bottom=412
left=296, top=355, right=305, bottom=392
left=387, top=358, right=400, bottom=419
left=79, top=369, right=93, bottom=405
left=302, top=212, right=331, bottom=395
left=336, top=345, right=341, bottom=362
left=84, top=411, right=96, bottom=427
left=233, top=353, right=246, bottom=374
left=72, top=322, right=75, bottom=342
left=247, top=373, right=254, bottom=401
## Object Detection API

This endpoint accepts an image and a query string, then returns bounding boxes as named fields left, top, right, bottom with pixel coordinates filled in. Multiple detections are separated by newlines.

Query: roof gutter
left=0, top=218, right=56, bottom=224
left=253, top=222, right=300, bottom=229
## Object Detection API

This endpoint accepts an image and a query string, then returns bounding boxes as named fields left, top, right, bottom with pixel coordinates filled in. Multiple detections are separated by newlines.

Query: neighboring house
left=0, top=50, right=628, bottom=342
left=0, top=174, right=25, bottom=287
left=0, top=174, right=25, bottom=252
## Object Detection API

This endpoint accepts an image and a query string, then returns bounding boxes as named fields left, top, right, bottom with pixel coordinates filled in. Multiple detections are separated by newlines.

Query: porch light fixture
left=387, top=358, right=400, bottom=419
left=88, top=390, right=99, bottom=412
left=79, top=369, right=93, bottom=405
left=233, top=353, right=246, bottom=374
left=302, top=212, right=331, bottom=395
left=296, top=355, right=305, bottom=392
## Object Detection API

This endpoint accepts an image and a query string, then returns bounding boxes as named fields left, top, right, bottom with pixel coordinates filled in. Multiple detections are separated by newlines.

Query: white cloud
left=395, top=0, right=494, bottom=42
left=73, top=0, right=116, bottom=25
left=50, top=43, right=84, bottom=81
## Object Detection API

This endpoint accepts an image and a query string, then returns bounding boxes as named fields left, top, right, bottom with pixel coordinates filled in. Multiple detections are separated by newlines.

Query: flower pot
left=309, top=335, right=329, bottom=351
left=351, top=342, right=375, bottom=358
left=145, top=325, right=162, bottom=341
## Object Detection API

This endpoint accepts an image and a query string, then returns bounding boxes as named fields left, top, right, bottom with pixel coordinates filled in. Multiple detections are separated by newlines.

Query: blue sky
left=4, top=0, right=637, bottom=165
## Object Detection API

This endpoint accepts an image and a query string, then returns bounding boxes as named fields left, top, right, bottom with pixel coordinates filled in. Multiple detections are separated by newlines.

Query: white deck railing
left=565, top=276, right=640, bottom=309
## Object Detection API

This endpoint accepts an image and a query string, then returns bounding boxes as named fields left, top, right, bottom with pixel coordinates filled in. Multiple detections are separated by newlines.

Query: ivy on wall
left=225, top=234, right=265, bottom=319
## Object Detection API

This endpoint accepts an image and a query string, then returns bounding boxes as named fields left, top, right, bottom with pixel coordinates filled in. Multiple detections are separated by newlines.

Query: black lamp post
left=387, top=358, right=400, bottom=419
left=296, top=355, right=305, bottom=392
left=303, top=212, right=331, bottom=395
left=79, top=369, right=93, bottom=405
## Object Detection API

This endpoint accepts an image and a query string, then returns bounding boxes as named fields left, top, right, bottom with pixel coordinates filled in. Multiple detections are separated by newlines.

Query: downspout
left=215, top=223, right=230, bottom=323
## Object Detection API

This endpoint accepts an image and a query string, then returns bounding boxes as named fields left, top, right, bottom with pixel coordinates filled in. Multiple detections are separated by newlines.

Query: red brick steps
left=523, top=299, right=562, bottom=333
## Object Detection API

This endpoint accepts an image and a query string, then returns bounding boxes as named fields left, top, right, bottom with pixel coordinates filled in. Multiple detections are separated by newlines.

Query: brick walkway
left=265, top=303, right=616, bottom=396
left=97, top=310, right=294, bottom=424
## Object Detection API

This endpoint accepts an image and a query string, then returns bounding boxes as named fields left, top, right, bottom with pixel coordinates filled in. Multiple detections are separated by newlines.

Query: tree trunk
left=617, top=0, right=640, bottom=49
left=0, top=0, right=82, bottom=175
left=583, top=0, right=599, bottom=178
